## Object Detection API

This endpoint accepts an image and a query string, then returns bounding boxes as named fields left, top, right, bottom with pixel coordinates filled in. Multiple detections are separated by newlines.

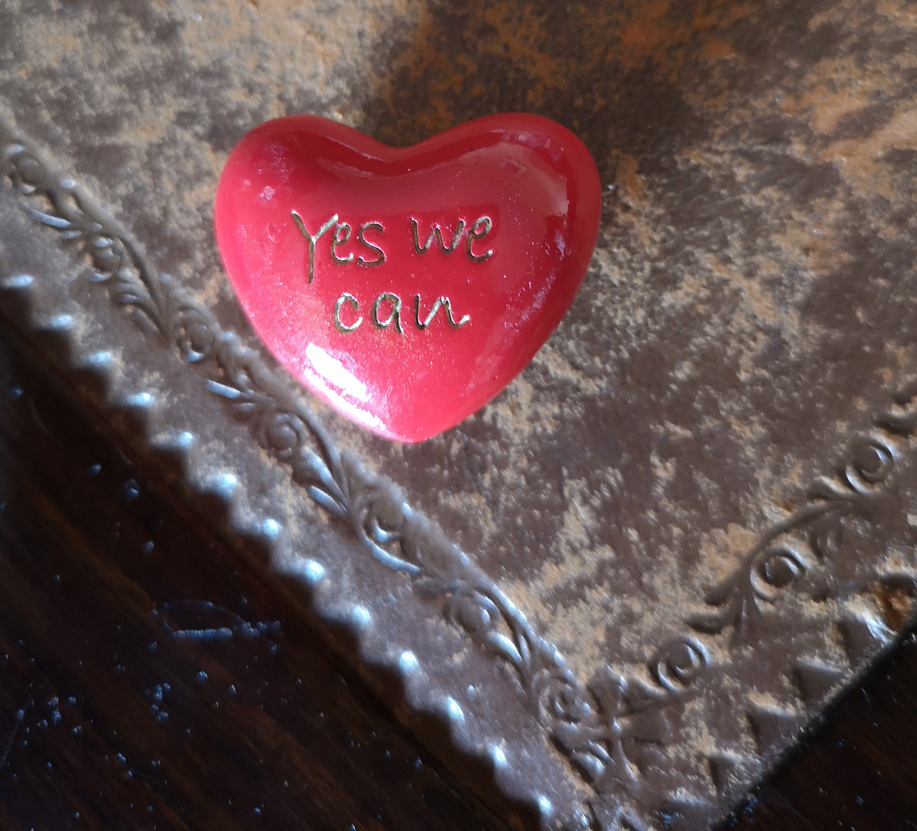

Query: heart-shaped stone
left=215, top=114, right=601, bottom=442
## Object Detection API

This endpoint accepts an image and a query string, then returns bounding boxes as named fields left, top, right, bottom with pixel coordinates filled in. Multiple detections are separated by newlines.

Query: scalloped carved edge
left=0, top=114, right=655, bottom=828
left=4, top=113, right=917, bottom=831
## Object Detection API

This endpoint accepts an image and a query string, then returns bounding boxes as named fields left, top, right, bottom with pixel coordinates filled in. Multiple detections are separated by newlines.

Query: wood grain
left=0, top=322, right=508, bottom=831
left=1, top=234, right=916, bottom=829
left=725, top=630, right=917, bottom=830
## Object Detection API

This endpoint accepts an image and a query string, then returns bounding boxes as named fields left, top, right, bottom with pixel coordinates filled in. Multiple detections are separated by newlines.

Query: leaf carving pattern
left=688, top=430, right=902, bottom=643
left=3, top=123, right=680, bottom=824
left=5, top=118, right=917, bottom=831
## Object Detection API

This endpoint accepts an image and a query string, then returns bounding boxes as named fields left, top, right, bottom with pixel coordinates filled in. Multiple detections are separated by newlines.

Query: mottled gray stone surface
left=3, top=1, right=917, bottom=827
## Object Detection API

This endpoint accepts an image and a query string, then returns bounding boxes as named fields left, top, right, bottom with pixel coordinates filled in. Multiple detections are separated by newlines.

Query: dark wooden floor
left=0, top=318, right=916, bottom=831
left=0, top=324, right=507, bottom=831
left=724, top=632, right=917, bottom=831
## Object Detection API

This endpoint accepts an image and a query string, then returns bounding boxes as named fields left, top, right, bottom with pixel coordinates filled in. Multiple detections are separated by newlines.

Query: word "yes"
left=292, top=212, right=385, bottom=284
left=291, top=211, right=495, bottom=284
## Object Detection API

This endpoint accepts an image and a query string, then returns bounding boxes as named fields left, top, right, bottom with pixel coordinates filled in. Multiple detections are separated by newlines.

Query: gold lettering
left=291, top=211, right=338, bottom=283
left=466, top=215, right=494, bottom=262
left=410, top=218, right=466, bottom=255
left=330, top=222, right=354, bottom=264
left=413, top=295, right=470, bottom=329
left=357, top=222, right=386, bottom=266
left=371, top=292, right=403, bottom=333
left=333, top=292, right=362, bottom=333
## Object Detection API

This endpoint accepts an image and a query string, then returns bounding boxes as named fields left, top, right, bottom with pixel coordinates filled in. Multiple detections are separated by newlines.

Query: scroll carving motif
left=4, top=118, right=916, bottom=830
left=2, top=124, right=657, bottom=823
left=689, top=428, right=908, bottom=642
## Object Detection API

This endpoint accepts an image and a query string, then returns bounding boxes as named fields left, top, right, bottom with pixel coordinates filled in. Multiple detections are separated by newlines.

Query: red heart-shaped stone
left=215, top=114, right=601, bottom=442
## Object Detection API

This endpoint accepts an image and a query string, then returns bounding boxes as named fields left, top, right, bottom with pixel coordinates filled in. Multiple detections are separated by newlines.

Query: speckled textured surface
left=3, top=1, right=917, bottom=827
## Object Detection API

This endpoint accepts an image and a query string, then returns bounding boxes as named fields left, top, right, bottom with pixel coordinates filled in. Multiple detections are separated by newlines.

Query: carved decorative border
left=0, top=117, right=646, bottom=828
left=3, top=115, right=916, bottom=831
left=690, top=423, right=915, bottom=643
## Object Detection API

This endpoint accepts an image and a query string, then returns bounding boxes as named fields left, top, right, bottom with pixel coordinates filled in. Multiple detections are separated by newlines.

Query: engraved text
left=334, top=292, right=470, bottom=334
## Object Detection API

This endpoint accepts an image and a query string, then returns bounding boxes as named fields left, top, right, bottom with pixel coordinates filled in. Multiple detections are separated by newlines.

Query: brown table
left=1, top=299, right=916, bottom=831
left=4, top=1, right=917, bottom=827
